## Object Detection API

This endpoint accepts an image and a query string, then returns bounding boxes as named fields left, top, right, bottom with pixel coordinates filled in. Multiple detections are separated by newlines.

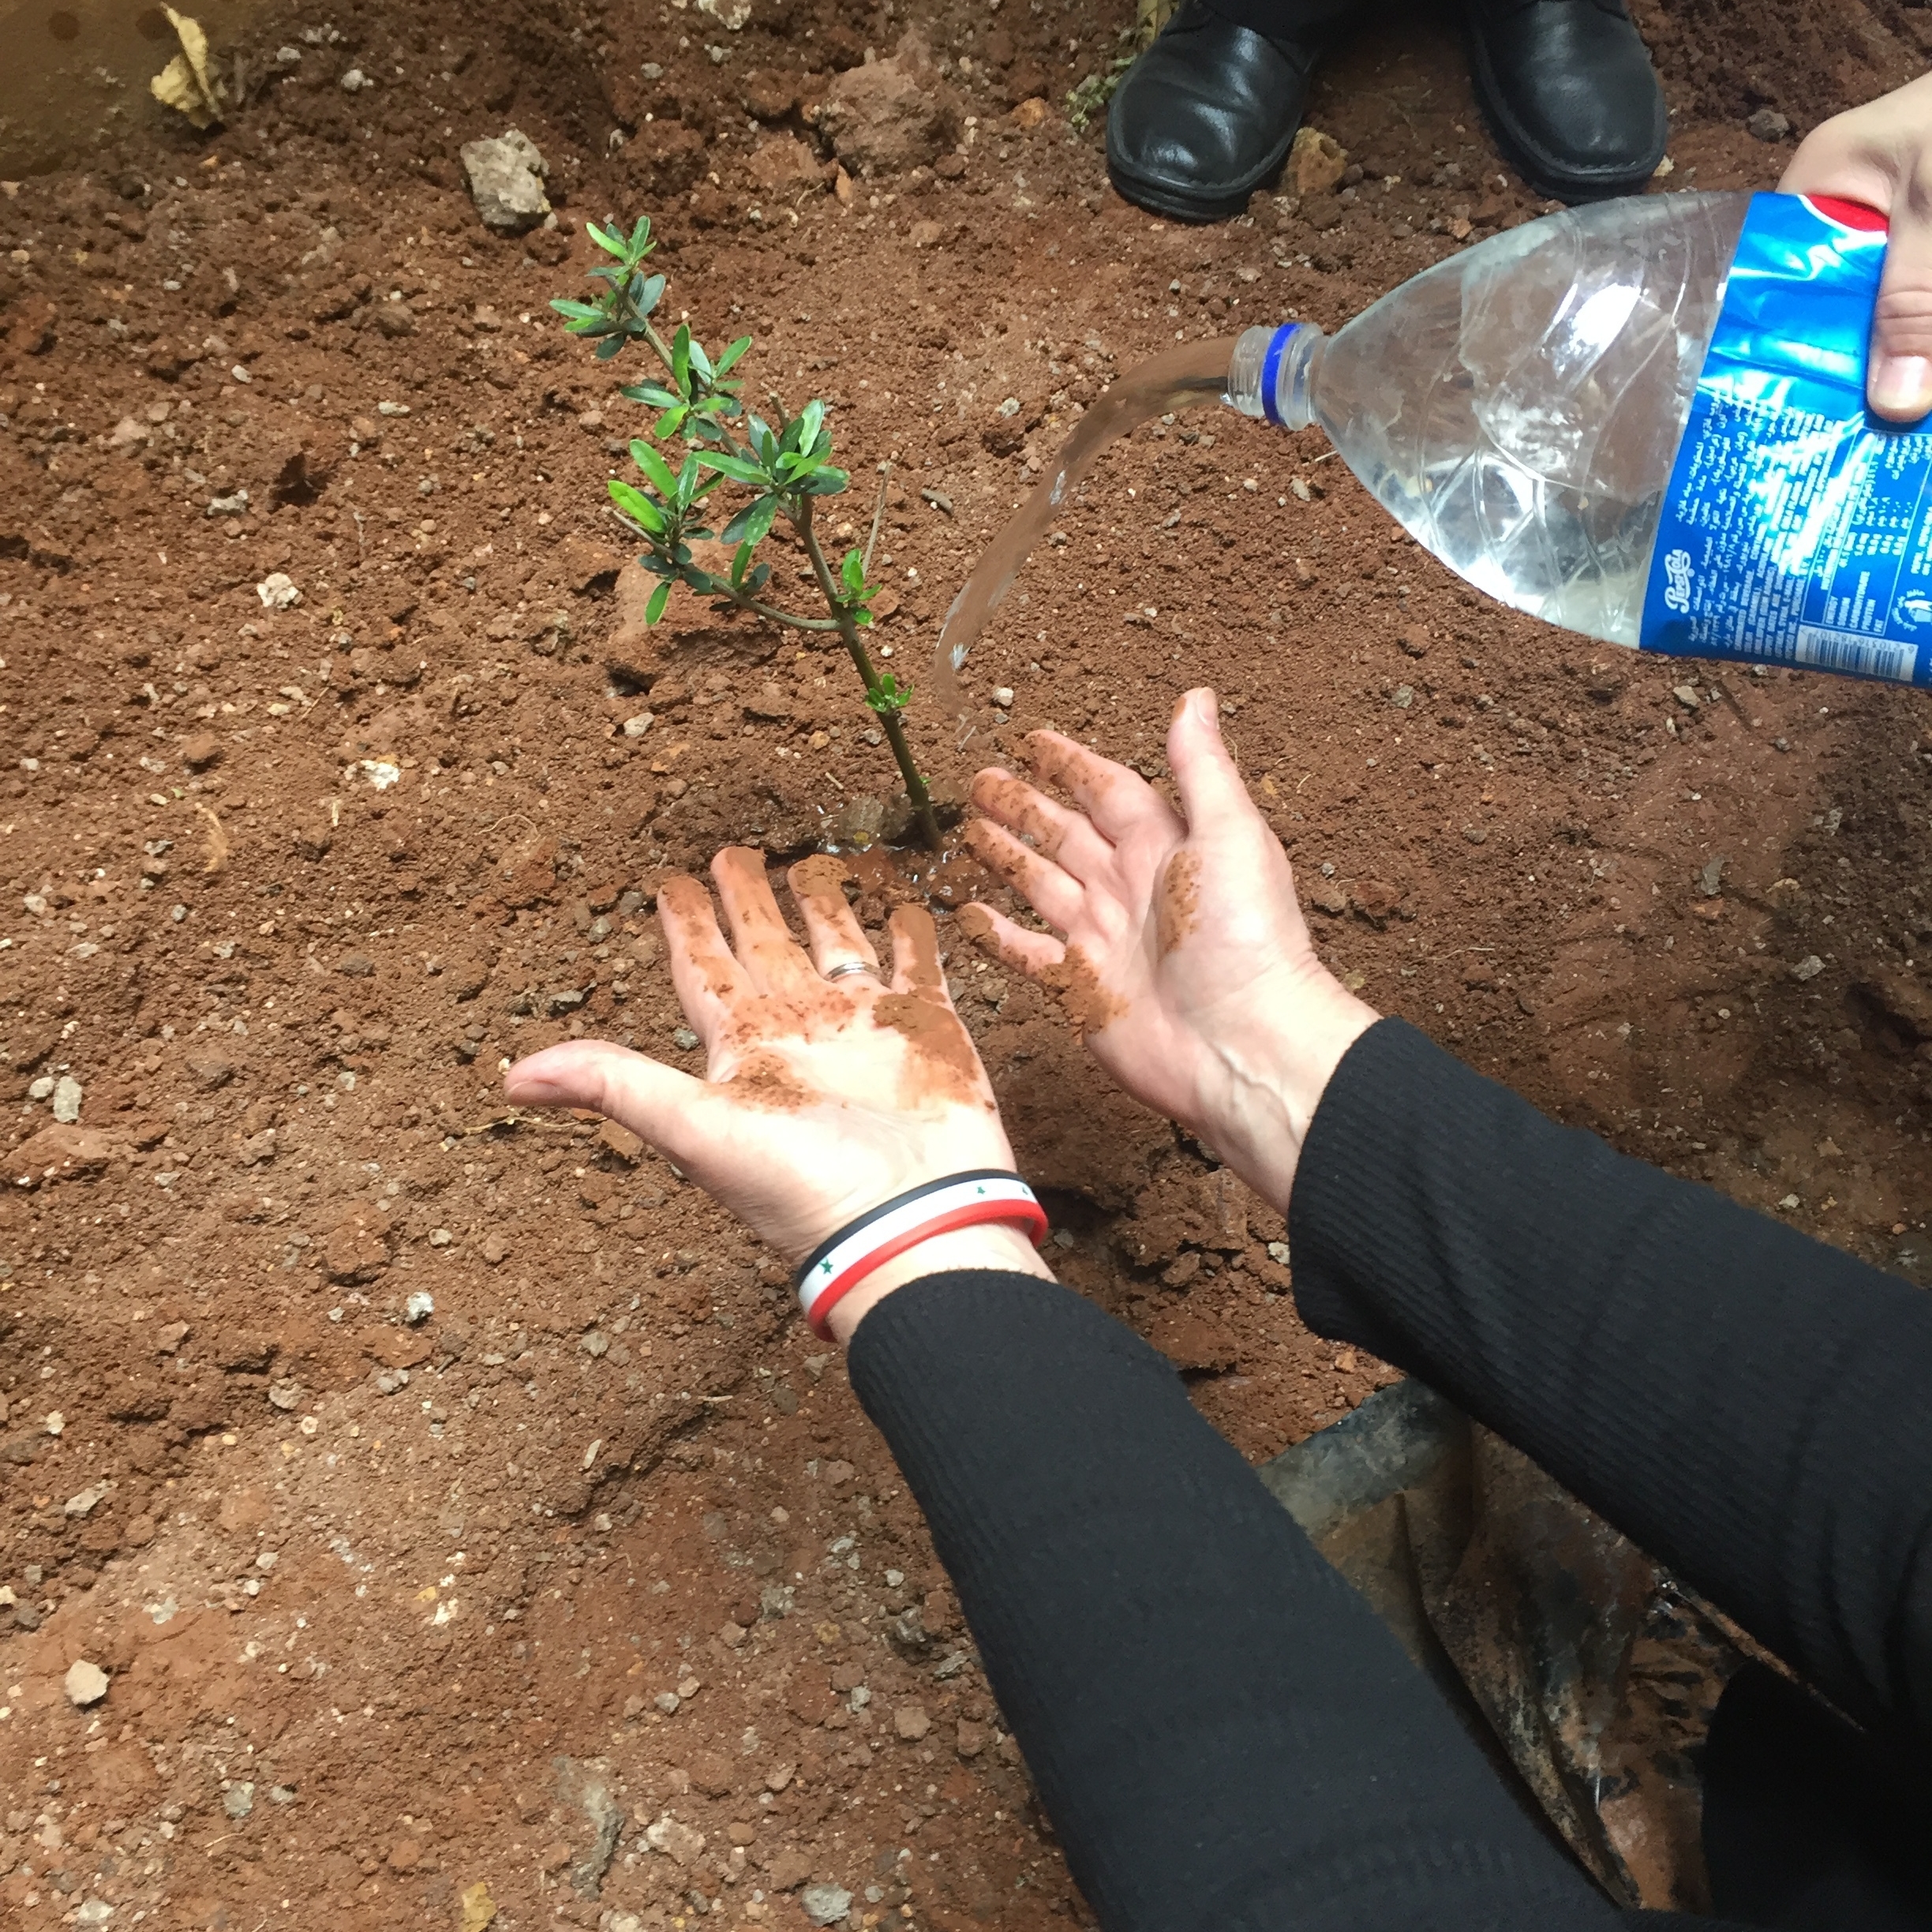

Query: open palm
left=963, top=690, right=1376, bottom=1207
left=507, top=849, right=1015, bottom=1264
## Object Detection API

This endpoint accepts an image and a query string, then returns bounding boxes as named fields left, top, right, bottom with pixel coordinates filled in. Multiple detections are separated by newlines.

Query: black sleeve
left=848, top=1271, right=1628, bottom=1932
left=1290, top=1017, right=1932, bottom=1747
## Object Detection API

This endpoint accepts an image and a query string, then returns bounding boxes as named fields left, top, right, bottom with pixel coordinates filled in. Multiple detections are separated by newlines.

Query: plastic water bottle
left=1226, top=192, right=1932, bottom=687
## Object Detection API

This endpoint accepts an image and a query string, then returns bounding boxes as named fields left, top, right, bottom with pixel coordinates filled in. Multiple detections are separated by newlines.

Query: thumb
left=1167, top=687, right=1254, bottom=835
left=506, top=1039, right=719, bottom=1164
left=1870, top=178, right=1932, bottom=421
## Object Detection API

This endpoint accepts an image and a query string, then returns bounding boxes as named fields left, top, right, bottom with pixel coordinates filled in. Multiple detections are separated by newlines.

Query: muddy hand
left=962, top=689, right=1377, bottom=1208
left=1781, top=72, right=1932, bottom=422
left=506, top=849, right=1043, bottom=1332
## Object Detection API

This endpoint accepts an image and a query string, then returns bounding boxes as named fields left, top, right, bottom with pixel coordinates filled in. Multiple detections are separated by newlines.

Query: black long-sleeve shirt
left=846, top=1019, right=1932, bottom=1930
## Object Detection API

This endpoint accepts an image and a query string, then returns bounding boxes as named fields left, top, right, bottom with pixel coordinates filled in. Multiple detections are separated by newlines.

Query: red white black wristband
left=796, top=1170, right=1048, bottom=1339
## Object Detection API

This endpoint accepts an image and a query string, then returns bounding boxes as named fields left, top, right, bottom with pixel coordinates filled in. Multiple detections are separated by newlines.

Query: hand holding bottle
left=1782, top=71, right=1932, bottom=423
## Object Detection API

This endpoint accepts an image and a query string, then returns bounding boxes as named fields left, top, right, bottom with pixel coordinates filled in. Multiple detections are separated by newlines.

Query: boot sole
left=1103, top=159, right=1284, bottom=223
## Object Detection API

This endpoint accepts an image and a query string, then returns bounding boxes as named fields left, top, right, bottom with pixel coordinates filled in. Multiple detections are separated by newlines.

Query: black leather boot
left=1464, top=0, right=1667, bottom=202
left=1106, top=0, right=1326, bottom=223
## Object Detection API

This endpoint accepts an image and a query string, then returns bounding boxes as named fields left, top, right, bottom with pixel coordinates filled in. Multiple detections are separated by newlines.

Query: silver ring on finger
left=825, top=960, right=879, bottom=983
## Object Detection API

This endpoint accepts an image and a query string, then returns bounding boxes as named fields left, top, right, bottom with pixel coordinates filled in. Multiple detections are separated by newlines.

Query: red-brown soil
left=3, top=1, right=1931, bottom=1928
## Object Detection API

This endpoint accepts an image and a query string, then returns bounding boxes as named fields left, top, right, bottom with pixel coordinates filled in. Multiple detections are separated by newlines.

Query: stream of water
left=930, top=337, right=1235, bottom=713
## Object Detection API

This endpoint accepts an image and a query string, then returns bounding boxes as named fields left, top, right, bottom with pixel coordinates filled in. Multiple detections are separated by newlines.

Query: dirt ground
left=2, top=0, right=1931, bottom=1926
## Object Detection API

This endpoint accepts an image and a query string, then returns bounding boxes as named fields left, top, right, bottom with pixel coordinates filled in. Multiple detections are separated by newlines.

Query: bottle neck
left=1225, top=322, right=1327, bottom=432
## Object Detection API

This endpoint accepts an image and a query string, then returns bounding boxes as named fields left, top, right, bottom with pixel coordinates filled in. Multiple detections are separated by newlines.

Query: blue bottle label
left=1638, top=191, right=1932, bottom=687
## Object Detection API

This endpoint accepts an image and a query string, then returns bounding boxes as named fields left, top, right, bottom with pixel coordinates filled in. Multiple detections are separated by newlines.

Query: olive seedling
left=552, top=215, right=939, bottom=849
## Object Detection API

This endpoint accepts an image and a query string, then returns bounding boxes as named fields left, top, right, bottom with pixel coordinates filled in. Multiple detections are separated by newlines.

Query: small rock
left=1746, top=108, right=1792, bottom=142
left=1391, top=684, right=1413, bottom=710
left=1307, top=880, right=1348, bottom=917
left=404, top=1289, right=434, bottom=1325
left=1462, top=825, right=1488, bottom=845
left=267, top=1381, right=301, bottom=1411
left=893, top=1703, right=930, bottom=1740
left=65, top=1658, right=110, bottom=1707
left=28, top=1075, right=54, bottom=1101
left=955, top=1719, right=988, bottom=1758
left=580, top=1328, right=609, bottom=1357
left=51, top=1075, right=82, bottom=1124
left=184, top=1046, right=236, bottom=1088
left=324, top=1208, right=391, bottom=1282
left=597, top=1120, right=644, bottom=1163
left=460, top=129, right=553, bottom=234
left=747, top=133, right=825, bottom=194
left=336, top=953, right=375, bottom=977
left=1789, top=954, right=1825, bottom=983
left=620, top=712, right=655, bottom=739
left=801, top=1882, right=855, bottom=1926
left=819, top=31, right=959, bottom=174
left=1399, top=627, right=1429, bottom=657
left=223, top=1781, right=254, bottom=1818
left=182, top=730, right=222, bottom=770
left=643, top=1814, right=705, bottom=1863
left=339, top=66, right=370, bottom=91
left=990, top=685, right=1014, bottom=709
left=1288, top=125, right=1348, bottom=197
left=64, top=1485, right=106, bottom=1517
left=671, top=1026, right=700, bottom=1052
left=1699, top=854, right=1727, bottom=897
left=481, top=1233, right=510, bottom=1265
left=766, top=1847, right=813, bottom=1889
left=1672, top=684, right=1701, bottom=710
left=205, top=489, right=251, bottom=517
left=373, top=1367, right=410, bottom=1395
left=256, top=572, right=302, bottom=611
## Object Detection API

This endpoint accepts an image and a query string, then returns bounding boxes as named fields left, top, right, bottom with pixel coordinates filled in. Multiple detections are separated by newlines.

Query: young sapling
left=552, top=215, right=941, bottom=850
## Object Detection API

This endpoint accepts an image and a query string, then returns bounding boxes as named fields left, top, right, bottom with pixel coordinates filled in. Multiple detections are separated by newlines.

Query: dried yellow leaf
left=150, top=9, right=226, bottom=131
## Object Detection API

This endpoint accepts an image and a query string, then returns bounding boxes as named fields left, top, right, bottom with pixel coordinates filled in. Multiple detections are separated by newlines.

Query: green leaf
left=798, top=399, right=826, bottom=451
left=655, top=404, right=689, bottom=441
left=628, top=215, right=654, bottom=256
left=646, top=580, right=671, bottom=625
left=864, top=672, right=911, bottom=716
left=587, top=219, right=626, bottom=257
left=688, top=336, right=716, bottom=385
left=841, top=547, right=865, bottom=595
left=747, top=561, right=772, bottom=593
left=635, top=272, right=666, bottom=317
left=721, top=494, right=780, bottom=546
left=594, top=335, right=625, bottom=361
left=713, top=335, right=753, bottom=377
left=730, top=540, right=755, bottom=587
left=676, top=451, right=704, bottom=504
left=799, top=467, right=850, bottom=496
left=620, top=382, right=680, bottom=409
left=630, top=441, right=680, bottom=498
left=697, top=450, right=769, bottom=487
left=672, top=324, right=693, bottom=392
left=608, top=479, right=667, bottom=534
left=549, top=298, right=600, bottom=322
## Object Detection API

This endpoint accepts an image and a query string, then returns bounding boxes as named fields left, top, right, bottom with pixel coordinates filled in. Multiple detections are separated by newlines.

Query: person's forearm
left=1288, top=1019, right=1932, bottom=1745
left=848, top=1271, right=1622, bottom=1932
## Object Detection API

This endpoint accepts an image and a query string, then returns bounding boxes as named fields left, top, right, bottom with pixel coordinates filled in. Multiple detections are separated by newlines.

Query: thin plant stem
left=863, top=461, right=892, bottom=577
left=797, top=504, right=941, bottom=851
